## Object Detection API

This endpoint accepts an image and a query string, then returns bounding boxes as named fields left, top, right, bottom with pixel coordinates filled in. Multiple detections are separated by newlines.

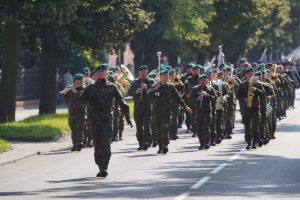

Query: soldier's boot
left=157, top=146, right=163, bottom=154
left=137, top=146, right=143, bottom=151
left=162, top=146, right=168, bottom=154
left=76, top=143, right=83, bottom=152
left=143, top=143, right=150, bottom=151
left=71, top=146, right=77, bottom=152
left=198, top=145, right=204, bottom=150
left=86, top=139, right=93, bottom=147
left=119, top=130, right=123, bottom=141
left=112, top=132, right=119, bottom=142
left=252, top=140, right=257, bottom=149
left=204, top=144, right=210, bottom=149
left=152, top=141, right=158, bottom=147
left=96, top=169, right=108, bottom=178
left=246, top=141, right=251, bottom=150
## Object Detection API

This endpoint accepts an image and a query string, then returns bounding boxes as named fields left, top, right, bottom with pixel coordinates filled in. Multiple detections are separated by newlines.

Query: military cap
left=223, top=66, right=231, bottom=72
left=148, top=72, right=157, bottom=78
left=265, top=63, right=273, bottom=68
left=82, top=67, right=90, bottom=72
left=261, top=70, right=267, bottom=75
left=255, top=71, right=262, bottom=76
left=160, top=68, right=169, bottom=75
left=246, top=67, right=254, bottom=73
left=90, top=70, right=96, bottom=77
left=96, top=63, right=109, bottom=71
left=114, top=66, right=121, bottom=71
left=219, top=63, right=226, bottom=69
left=218, top=71, right=224, bottom=76
left=251, top=62, right=259, bottom=68
left=199, top=74, right=208, bottom=79
left=139, top=65, right=148, bottom=71
left=205, top=70, right=211, bottom=76
left=212, top=69, right=218, bottom=73
left=186, top=63, right=195, bottom=69
left=169, top=69, right=175, bottom=74
left=73, top=73, right=84, bottom=80
left=165, top=65, right=173, bottom=72
left=159, top=64, right=166, bottom=72
left=199, top=65, right=205, bottom=71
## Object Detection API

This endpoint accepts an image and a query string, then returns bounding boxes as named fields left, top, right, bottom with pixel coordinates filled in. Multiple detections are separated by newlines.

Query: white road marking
left=173, top=150, right=243, bottom=200
left=190, top=176, right=211, bottom=189
left=210, top=163, right=228, bottom=174
left=173, top=191, right=191, bottom=200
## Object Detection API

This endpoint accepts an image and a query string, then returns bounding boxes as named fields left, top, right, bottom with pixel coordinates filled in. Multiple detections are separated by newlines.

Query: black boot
left=96, top=169, right=108, bottom=177
left=162, top=147, right=169, bottom=154
left=143, top=143, right=150, bottom=151
left=246, top=142, right=251, bottom=150
left=152, top=141, right=158, bottom=147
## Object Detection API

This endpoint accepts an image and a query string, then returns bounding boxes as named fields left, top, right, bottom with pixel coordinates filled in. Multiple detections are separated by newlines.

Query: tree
left=130, top=0, right=215, bottom=69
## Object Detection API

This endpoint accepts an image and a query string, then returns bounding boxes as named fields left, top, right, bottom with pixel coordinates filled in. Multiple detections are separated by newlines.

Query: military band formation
left=60, top=60, right=300, bottom=178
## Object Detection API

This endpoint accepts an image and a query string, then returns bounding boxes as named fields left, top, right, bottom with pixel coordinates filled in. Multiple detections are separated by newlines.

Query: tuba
left=116, top=64, right=134, bottom=96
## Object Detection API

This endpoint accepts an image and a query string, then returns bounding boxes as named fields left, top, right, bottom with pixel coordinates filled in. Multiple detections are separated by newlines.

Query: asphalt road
left=1, top=92, right=300, bottom=200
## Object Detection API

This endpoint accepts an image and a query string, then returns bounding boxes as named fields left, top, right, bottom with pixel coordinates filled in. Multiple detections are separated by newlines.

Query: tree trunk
left=39, top=23, right=58, bottom=115
left=0, top=21, right=20, bottom=123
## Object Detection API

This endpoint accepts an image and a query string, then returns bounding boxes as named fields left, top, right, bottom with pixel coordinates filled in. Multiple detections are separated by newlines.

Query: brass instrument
left=246, top=77, right=258, bottom=108
left=116, top=64, right=134, bottom=96
left=269, top=64, right=279, bottom=83
left=226, top=76, right=236, bottom=89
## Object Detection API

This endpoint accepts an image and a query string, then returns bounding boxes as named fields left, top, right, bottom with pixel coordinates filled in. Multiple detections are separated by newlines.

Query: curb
left=0, top=152, right=38, bottom=167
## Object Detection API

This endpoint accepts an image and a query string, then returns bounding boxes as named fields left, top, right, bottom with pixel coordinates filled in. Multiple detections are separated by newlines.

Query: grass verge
left=0, top=139, right=12, bottom=153
left=0, top=113, right=69, bottom=142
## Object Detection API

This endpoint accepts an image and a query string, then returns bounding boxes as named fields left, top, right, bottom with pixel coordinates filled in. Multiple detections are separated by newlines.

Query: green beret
left=90, top=70, right=96, bottom=77
left=205, top=70, right=211, bottom=76
left=192, top=65, right=201, bottom=70
left=218, top=71, right=224, bottom=76
left=212, top=69, right=218, bottom=73
left=265, top=63, right=273, bottom=68
left=252, top=62, right=259, bottom=68
left=148, top=72, right=156, bottom=78
left=246, top=67, right=254, bottom=73
left=186, top=63, right=195, bottom=69
left=199, top=74, right=208, bottom=80
left=82, top=67, right=90, bottom=72
left=160, top=68, right=169, bottom=75
left=165, top=65, right=172, bottom=72
left=96, top=63, right=109, bottom=71
left=259, top=63, right=266, bottom=68
left=139, top=65, right=148, bottom=71
left=223, top=67, right=231, bottom=72
left=169, top=69, right=175, bottom=74
left=199, top=65, right=205, bottom=71
left=219, top=63, right=226, bottom=69
left=159, top=64, right=165, bottom=72
left=73, top=73, right=84, bottom=80
left=255, top=71, right=262, bottom=76
left=114, top=66, right=120, bottom=71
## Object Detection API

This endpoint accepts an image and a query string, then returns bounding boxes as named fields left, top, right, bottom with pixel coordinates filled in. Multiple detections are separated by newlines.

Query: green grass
left=127, top=100, right=134, bottom=118
left=0, top=113, right=69, bottom=142
left=0, top=139, right=12, bottom=153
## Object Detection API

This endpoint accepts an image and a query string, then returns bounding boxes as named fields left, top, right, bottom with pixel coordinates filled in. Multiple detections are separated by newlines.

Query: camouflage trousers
left=68, top=116, right=85, bottom=147
left=91, top=113, right=113, bottom=170
left=196, top=111, right=211, bottom=146
left=134, top=106, right=152, bottom=147
left=210, top=108, right=216, bottom=143
left=243, top=107, right=260, bottom=143
left=83, top=118, right=93, bottom=146
left=113, top=109, right=124, bottom=139
left=170, top=105, right=179, bottom=139
left=153, top=112, right=170, bottom=149
left=224, top=108, right=235, bottom=137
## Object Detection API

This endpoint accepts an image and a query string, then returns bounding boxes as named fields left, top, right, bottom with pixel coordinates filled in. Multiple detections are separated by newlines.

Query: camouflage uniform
left=188, top=84, right=217, bottom=149
left=180, top=72, right=193, bottom=131
left=185, top=75, right=200, bottom=135
left=170, top=79, right=185, bottom=140
left=148, top=83, right=188, bottom=153
left=128, top=77, right=154, bottom=149
left=237, top=80, right=264, bottom=148
left=79, top=78, right=130, bottom=171
left=61, top=85, right=86, bottom=150
left=112, top=82, right=125, bottom=141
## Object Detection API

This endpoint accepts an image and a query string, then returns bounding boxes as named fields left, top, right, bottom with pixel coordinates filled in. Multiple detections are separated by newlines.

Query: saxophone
left=246, top=80, right=254, bottom=108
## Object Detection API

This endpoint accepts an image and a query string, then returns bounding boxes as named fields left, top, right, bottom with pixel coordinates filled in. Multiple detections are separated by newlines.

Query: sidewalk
left=1, top=103, right=132, bottom=166
left=1, top=103, right=69, bottom=166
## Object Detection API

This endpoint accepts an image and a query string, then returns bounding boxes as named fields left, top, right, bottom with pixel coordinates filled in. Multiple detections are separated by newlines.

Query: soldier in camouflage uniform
left=237, top=67, right=265, bottom=149
left=189, top=74, right=217, bottom=150
left=256, top=70, right=275, bottom=146
left=148, top=68, right=192, bottom=154
left=169, top=69, right=185, bottom=140
left=79, top=64, right=132, bottom=178
left=128, top=65, right=154, bottom=150
left=60, top=73, right=86, bottom=152
left=180, top=63, right=194, bottom=133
